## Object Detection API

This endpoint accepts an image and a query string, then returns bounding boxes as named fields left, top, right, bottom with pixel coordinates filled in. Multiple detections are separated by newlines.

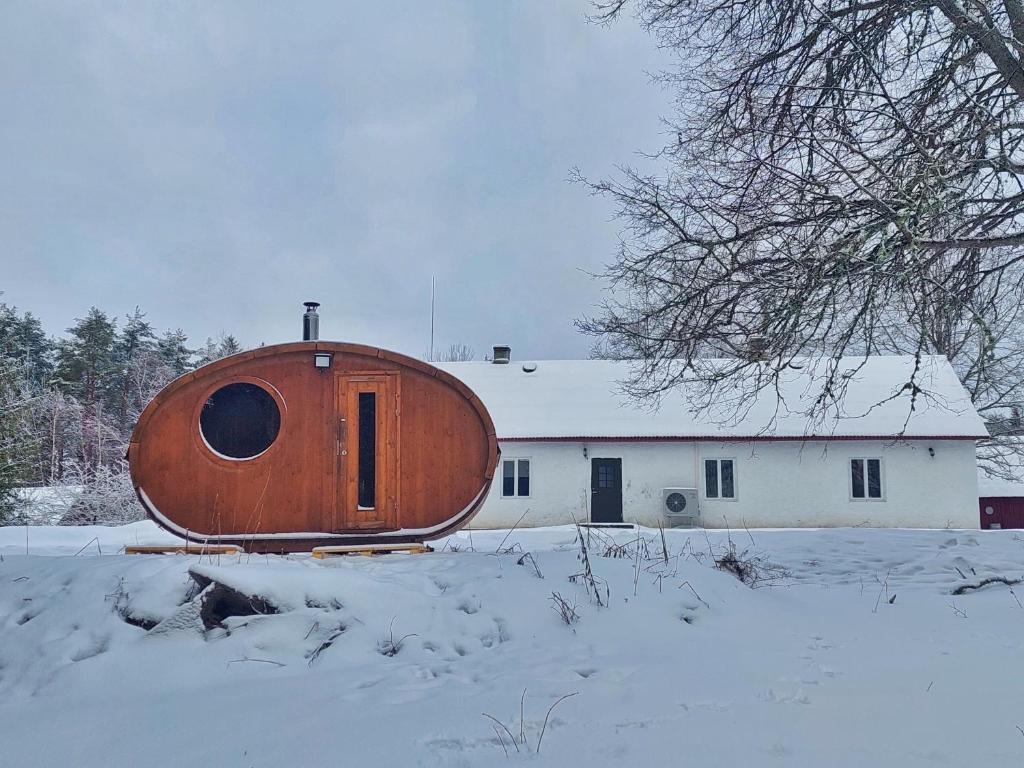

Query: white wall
left=466, top=439, right=980, bottom=530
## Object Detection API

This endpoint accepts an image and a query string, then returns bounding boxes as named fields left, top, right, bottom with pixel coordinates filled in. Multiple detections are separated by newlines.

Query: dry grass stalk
left=549, top=591, right=580, bottom=626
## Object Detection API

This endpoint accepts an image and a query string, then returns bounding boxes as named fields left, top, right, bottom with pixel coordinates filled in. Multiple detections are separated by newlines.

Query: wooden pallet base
left=311, top=543, right=434, bottom=559
left=124, top=544, right=243, bottom=556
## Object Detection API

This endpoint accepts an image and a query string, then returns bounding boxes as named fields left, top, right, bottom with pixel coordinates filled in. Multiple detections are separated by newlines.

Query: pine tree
left=195, top=333, right=243, bottom=367
left=0, top=304, right=55, bottom=493
left=156, top=329, right=193, bottom=377
left=0, top=358, right=21, bottom=522
left=218, top=334, right=241, bottom=357
left=54, top=308, right=118, bottom=473
left=111, top=307, right=156, bottom=434
left=0, top=304, right=53, bottom=387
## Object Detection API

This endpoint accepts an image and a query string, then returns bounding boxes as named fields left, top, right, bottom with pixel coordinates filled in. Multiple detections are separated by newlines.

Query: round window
left=200, top=382, right=280, bottom=459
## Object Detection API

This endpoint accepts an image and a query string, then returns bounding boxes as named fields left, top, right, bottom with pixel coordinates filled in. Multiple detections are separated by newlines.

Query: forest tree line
left=0, top=302, right=242, bottom=522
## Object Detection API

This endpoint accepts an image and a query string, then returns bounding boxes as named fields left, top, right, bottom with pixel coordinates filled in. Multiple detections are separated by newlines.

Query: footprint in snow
left=457, top=599, right=480, bottom=615
left=70, top=635, right=110, bottom=662
left=759, top=688, right=810, bottom=705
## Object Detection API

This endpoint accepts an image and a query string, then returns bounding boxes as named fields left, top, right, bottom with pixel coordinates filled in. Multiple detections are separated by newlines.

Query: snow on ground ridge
left=1, top=522, right=1023, bottom=767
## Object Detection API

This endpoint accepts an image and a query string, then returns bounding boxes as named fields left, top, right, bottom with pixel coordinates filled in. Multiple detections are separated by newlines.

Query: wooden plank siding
left=979, top=497, right=1024, bottom=529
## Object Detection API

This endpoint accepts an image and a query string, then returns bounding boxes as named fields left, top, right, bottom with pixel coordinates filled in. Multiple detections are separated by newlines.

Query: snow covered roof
left=437, top=355, right=987, bottom=441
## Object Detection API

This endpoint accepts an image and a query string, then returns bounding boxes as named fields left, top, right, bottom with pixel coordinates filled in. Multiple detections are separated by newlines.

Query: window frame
left=702, top=457, right=738, bottom=501
left=500, top=457, right=532, bottom=499
left=194, top=376, right=285, bottom=466
left=849, top=457, right=885, bottom=501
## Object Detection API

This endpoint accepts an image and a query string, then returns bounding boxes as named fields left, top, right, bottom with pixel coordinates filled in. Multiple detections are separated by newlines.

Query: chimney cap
left=492, top=345, right=511, bottom=364
left=302, top=302, right=321, bottom=341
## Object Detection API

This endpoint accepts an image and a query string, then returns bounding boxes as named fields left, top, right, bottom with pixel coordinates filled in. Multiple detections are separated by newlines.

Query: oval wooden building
left=128, top=314, right=498, bottom=553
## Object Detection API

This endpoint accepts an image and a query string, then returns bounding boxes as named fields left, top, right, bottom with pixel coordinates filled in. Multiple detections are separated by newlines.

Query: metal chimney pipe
left=492, top=345, right=511, bottom=364
left=303, top=302, right=320, bottom=341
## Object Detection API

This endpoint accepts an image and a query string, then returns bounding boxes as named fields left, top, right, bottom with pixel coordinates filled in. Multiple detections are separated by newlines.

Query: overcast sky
left=1, top=1, right=670, bottom=360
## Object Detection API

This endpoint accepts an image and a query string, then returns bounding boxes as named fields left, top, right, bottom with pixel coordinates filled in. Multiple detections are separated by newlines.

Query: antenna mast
left=429, top=275, right=435, bottom=362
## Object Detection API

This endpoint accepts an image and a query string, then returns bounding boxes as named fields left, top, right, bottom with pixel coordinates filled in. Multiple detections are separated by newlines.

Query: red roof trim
left=499, top=434, right=984, bottom=443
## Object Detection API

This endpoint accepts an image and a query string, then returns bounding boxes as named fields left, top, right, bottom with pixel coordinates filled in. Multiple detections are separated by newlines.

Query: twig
left=73, top=537, right=101, bottom=557
left=226, top=656, right=285, bottom=668
left=481, top=714, right=520, bottom=753
left=873, top=570, right=892, bottom=613
left=520, top=689, right=527, bottom=746
left=951, top=576, right=1022, bottom=595
left=633, top=528, right=642, bottom=597
left=491, top=725, right=509, bottom=758
left=495, top=510, right=530, bottom=554
left=308, top=624, right=347, bottom=665
left=550, top=592, right=580, bottom=626
left=536, top=692, right=579, bottom=754
left=380, top=616, right=417, bottom=656
left=569, top=523, right=608, bottom=607
left=516, top=551, right=544, bottom=578
left=678, top=580, right=710, bottom=609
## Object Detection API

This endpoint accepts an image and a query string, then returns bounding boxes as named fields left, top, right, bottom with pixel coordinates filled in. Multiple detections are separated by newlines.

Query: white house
left=438, top=353, right=987, bottom=530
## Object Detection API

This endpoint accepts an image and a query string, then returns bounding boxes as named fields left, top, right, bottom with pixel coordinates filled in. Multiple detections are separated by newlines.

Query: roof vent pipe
left=744, top=334, right=766, bottom=361
left=492, top=345, right=511, bottom=364
left=303, top=302, right=320, bottom=341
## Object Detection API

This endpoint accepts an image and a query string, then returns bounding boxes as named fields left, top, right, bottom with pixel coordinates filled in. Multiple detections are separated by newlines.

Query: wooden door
left=590, top=458, right=623, bottom=523
left=335, top=373, right=399, bottom=531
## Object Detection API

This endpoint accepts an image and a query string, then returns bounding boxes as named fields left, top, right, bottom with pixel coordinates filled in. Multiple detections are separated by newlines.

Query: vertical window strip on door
left=357, top=392, right=377, bottom=509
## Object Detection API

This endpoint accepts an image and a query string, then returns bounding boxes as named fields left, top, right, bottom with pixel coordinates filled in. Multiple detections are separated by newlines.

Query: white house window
left=501, top=458, right=530, bottom=497
left=850, top=458, right=883, bottom=500
left=703, top=458, right=736, bottom=499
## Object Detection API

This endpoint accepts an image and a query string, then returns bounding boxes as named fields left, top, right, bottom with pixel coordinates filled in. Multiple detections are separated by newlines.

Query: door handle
left=338, top=418, right=347, bottom=456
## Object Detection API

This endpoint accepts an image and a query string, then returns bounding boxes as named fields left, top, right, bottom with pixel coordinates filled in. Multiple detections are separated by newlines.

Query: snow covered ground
left=1, top=522, right=1023, bottom=767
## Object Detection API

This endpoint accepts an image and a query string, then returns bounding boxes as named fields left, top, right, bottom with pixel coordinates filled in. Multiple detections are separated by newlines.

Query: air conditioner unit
left=662, top=487, right=700, bottom=528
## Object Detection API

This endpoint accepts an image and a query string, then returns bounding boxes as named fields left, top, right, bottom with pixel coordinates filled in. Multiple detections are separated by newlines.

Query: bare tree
left=436, top=343, right=476, bottom=362
left=581, top=0, right=1024, bottom=432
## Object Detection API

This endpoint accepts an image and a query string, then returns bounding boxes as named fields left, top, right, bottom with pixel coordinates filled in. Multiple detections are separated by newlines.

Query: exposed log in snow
left=188, top=568, right=280, bottom=629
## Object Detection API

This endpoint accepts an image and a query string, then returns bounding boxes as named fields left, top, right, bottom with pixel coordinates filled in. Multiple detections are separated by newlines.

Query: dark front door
left=591, top=458, right=623, bottom=523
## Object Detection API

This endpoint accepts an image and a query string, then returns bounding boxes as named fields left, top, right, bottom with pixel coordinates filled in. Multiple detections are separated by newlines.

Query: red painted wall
left=979, top=497, right=1024, bottom=529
